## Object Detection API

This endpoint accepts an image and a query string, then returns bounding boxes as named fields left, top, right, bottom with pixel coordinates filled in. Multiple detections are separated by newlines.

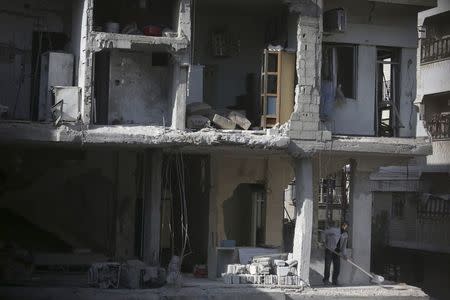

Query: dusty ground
left=0, top=276, right=429, bottom=300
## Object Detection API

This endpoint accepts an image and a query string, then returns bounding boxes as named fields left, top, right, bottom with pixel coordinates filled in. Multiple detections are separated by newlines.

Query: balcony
left=421, top=37, right=450, bottom=64
left=427, top=112, right=450, bottom=140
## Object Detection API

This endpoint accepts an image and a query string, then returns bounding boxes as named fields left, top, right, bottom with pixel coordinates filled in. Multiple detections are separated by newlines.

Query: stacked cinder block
left=222, top=254, right=304, bottom=287
left=288, top=4, right=332, bottom=142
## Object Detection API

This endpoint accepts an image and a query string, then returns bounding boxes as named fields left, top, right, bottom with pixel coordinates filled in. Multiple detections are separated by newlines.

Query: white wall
left=330, top=45, right=376, bottom=136
left=324, top=0, right=419, bottom=48
left=399, top=48, right=418, bottom=137
left=322, top=0, right=422, bottom=137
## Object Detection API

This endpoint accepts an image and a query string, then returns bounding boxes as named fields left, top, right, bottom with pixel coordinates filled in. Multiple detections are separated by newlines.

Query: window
left=391, top=193, right=405, bottom=218
left=322, top=44, right=357, bottom=99
left=376, top=48, right=401, bottom=137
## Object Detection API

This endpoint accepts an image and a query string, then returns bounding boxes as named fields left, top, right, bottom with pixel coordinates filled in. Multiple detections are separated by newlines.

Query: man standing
left=322, top=221, right=349, bottom=285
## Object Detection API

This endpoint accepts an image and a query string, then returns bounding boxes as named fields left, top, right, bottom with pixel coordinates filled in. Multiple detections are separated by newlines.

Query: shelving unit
left=260, top=49, right=296, bottom=128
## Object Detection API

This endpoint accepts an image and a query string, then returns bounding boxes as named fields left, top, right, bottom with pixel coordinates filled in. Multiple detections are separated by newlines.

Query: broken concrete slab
left=187, top=115, right=210, bottom=129
left=212, top=114, right=236, bottom=130
left=228, top=111, right=251, bottom=130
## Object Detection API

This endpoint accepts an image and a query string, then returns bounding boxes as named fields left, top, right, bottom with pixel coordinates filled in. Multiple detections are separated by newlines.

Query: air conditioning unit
left=324, top=8, right=347, bottom=33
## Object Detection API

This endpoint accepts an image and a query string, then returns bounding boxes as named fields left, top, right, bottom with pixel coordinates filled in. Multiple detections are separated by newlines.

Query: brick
left=228, top=111, right=251, bottom=130
left=212, top=114, right=236, bottom=130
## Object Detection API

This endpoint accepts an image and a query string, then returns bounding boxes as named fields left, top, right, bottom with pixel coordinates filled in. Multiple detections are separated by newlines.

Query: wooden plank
left=279, top=51, right=296, bottom=124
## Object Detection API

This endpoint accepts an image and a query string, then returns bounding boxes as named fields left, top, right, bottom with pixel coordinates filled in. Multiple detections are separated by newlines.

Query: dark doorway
left=223, top=183, right=266, bottom=247
left=160, top=154, right=210, bottom=273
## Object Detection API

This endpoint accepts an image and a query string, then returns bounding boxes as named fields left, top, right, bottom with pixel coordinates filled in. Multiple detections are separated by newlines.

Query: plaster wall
left=399, top=48, right=418, bottom=137
left=426, top=140, right=450, bottom=170
left=211, top=155, right=293, bottom=248
left=329, top=45, right=376, bottom=136
left=323, top=0, right=419, bottom=48
left=0, top=0, right=71, bottom=120
left=418, top=60, right=450, bottom=96
left=325, top=45, right=418, bottom=137
left=107, top=50, right=172, bottom=126
left=193, top=12, right=273, bottom=109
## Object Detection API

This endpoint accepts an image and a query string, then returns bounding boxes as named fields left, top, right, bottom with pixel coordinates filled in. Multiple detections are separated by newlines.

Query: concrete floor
left=0, top=275, right=430, bottom=299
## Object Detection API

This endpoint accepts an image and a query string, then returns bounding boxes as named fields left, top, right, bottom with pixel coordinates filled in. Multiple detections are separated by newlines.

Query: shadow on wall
left=223, top=184, right=254, bottom=247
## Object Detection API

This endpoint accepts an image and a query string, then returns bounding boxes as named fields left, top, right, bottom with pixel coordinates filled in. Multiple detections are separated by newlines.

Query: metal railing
left=427, top=113, right=450, bottom=140
left=421, top=37, right=450, bottom=64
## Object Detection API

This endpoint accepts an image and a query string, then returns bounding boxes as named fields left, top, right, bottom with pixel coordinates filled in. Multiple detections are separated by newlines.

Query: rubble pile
left=186, top=102, right=252, bottom=130
left=88, top=260, right=166, bottom=289
left=222, top=253, right=305, bottom=287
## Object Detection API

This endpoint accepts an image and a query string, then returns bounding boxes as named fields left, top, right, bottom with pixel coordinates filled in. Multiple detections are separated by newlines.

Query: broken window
left=322, top=44, right=357, bottom=100
left=376, top=48, right=401, bottom=137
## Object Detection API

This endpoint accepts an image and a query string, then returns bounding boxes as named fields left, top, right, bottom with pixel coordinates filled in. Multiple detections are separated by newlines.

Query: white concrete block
left=277, top=266, right=290, bottom=277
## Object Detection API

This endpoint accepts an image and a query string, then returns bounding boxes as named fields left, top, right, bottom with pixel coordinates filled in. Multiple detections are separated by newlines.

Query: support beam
left=143, top=150, right=163, bottom=266
left=78, top=0, right=94, bottom=124
left=171, top=62, right=189, bottom=130
left=349, top=166, right=373, bottom=284
left=293, top=158, right=314, bottom=283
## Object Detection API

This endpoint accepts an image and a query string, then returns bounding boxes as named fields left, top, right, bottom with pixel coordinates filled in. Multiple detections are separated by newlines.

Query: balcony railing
left=421, top=37, right=450, bottom=64
left=427, top=113, right=450, bottom=139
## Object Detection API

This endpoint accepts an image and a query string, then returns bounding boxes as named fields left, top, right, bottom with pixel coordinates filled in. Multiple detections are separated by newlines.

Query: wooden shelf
left=260, top=49, right=295, bottom=128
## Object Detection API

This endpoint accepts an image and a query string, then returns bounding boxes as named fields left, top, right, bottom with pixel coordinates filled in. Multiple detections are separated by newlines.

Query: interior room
left=0, top=146, right=143, bottom=285
left=94, top=49, right=174, bottom=126
left=93, top=0, right=178, bottom=36
left=192, top=0, right=296, bottom=128
left=0, top=0, right=80, bottom=122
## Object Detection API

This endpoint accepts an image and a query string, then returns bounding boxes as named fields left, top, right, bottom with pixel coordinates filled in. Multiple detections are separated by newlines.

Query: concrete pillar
left=177, top=0, right=192, bottom=42
left=207, top=154, right=218, bottom=279
left=78, top=0, right=94, bottom=124
left=349, top=167, right=373, bottom=284
left=293, top=158, right=314, bottom=283
left=171, top=62, right=188, bottom=130
left=143, top=150, right=163, bottom=266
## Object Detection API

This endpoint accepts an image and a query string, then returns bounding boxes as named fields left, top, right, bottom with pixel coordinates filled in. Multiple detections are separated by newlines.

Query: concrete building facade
left=0, top=0, right=439, bottom=298
left=370, top=1, right=450, bottom=299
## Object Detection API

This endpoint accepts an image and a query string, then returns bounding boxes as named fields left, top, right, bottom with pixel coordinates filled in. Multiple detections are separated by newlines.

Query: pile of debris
left=88, top=260, right=166, bottom=289
left=186, top=102, right=252, bottom=131
left=222, top=253, right=305, bottom=287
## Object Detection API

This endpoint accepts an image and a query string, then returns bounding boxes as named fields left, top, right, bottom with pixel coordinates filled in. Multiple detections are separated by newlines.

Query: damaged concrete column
left=78, top=0, right=94, bottom=124
left=171, top=0, right=191, bottom=130
left=292, top=157, right=314, bottom=283
left=287, top=0, right=330, bottom=141
left=349, top=162, right=373, bottom=285
left=171, top=59, right=189, bottom=130
left=143, top=150, right=163, bottom=266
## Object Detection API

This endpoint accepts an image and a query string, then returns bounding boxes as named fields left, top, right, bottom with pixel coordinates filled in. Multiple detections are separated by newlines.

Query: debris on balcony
left=186, top=102, right=252, bottom=131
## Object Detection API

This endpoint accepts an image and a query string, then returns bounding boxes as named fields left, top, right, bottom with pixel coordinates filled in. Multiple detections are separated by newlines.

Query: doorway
left=375, top=48, right=401, bottom=137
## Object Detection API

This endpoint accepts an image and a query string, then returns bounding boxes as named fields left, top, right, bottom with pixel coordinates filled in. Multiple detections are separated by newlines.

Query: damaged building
left=0, top=0, right=443, bottom=299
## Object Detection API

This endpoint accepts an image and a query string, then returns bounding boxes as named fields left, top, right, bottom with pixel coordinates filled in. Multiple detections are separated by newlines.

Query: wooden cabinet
left=260, top=50, right=296, bottom=128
